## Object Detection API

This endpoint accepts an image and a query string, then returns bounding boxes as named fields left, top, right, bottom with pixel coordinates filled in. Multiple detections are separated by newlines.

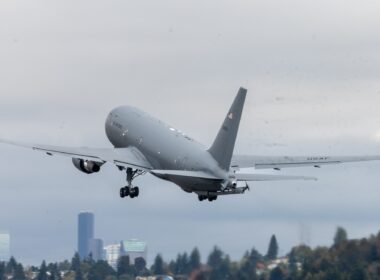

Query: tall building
left=121, top=239, right=147, bottom=264
left=104, top=243, right=122, bottom=270
left=78, top=212, right=94, bottom=259
left=0, top=231, right=10, bottom=262
left=89, top=238, right=104, bottom=261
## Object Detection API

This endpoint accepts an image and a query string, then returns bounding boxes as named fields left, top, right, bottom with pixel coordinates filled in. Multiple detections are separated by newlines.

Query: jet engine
left=72, top=158, right=102, bottom=174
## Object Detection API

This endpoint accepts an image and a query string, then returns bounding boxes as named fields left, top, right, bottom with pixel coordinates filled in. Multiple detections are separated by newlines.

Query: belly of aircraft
left=152, top=173, right=222, bottom=192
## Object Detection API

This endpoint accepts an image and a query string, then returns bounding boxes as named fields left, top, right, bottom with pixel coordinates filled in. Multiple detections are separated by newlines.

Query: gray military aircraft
left=2, top=87, right=380, bottom=201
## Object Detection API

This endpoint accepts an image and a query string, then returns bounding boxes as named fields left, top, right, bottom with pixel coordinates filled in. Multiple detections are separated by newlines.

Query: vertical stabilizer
left=208, top=87, right=247, bottom=170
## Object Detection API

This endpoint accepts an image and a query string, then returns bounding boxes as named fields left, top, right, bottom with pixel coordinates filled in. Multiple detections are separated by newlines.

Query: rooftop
left=121, top=239, right=147, bottom=252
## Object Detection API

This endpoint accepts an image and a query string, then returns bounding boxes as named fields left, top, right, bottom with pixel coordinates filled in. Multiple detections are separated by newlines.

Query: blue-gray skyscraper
left=0, top=231, right=10, bottom=261
left=78, top=212, right=94, bottom=259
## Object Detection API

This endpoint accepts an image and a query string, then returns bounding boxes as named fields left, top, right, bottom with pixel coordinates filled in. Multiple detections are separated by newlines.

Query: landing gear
left=119, top=168, right=145, bottom=199
left=120, top=186, right=140, bottom=198
left=198, top=194, right=217, bottom=202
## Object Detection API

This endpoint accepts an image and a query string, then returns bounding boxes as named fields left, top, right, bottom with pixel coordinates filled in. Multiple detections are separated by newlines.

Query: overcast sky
left=1, top=0, right=380, bottom=266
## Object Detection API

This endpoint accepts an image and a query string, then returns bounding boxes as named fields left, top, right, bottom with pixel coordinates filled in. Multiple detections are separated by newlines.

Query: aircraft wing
left=231, top=155, right=380, bottom=170
left=0, top=139, right=153, bottom=171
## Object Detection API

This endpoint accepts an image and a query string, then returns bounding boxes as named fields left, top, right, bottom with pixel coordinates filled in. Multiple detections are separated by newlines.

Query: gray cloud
left=1, top=0, right=380, bottom=266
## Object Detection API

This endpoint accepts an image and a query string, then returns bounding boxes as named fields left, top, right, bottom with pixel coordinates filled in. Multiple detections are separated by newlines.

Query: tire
left=120, top=188, right=125, bottom=198
left=134, top=187, right=140, bottom=197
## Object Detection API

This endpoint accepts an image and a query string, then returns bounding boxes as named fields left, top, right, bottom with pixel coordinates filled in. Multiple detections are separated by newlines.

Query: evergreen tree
left=71, top=253, right=81, bottom=272
left=117, top=256, right=135, bottom=277
left=37, top=261, right=48, bottom=280
left=0, top=262, right=4, bottom=280
left=238, top=249, right=260, bottom=280
left=48, top=263, right=62, bottom=280
left=88, top=260, right=115, bottom=280
left=134, top=257, right=147, bottom=275
left=189, top=248, right=201, bottom=272
left=207, top=246, right=231, bottom=280
left=266, top=235, right=279, bottom=260
left=71, top=253, right=84, bottom=280
left=207, top=246, right=224, bottom=268
left=269, top=267, right=284, bottom=280
left=151, top=254, right=165, bottom=275
left=13, top=263, right=26, bottom=280
left=5, top=256, right=17, bottom=274
left=334, top=227, right=348, bottom=246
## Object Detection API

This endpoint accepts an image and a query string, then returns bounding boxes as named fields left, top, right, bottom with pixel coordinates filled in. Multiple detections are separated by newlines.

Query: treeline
left=2, top=228, right=380, bottom=279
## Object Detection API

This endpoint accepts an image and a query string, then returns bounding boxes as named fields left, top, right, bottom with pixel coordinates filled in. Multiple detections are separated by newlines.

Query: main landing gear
left=198, top=195, right=218, bottom=202
left=119, top=167, right=145, bottom=199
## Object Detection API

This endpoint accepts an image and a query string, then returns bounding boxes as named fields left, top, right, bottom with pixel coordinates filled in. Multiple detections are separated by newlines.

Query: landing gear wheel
left=207, top=195, right=217, bottom=202
left=134, top=187, right=140, bottom=197
left=198, top=195, right=204, bottom=201
left=120, top=188, right=125, bottom=198
left=120, top=187, right=130, bottom=198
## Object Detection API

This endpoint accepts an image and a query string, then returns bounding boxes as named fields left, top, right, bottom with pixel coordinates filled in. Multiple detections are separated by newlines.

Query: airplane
left=2, top=87, right=380, bottom=202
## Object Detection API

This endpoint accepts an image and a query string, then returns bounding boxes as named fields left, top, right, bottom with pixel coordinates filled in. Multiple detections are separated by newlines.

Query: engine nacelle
left=72, top=158, right=102, bottom=174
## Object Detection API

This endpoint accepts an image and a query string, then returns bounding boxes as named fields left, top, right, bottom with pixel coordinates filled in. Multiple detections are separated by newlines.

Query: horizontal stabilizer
left=234, top=173, right=317, bottom=181
left=231, top=155, right=380, bottom=170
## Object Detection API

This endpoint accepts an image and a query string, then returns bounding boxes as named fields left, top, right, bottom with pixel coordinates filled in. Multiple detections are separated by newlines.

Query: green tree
left=118, top=275, right=134, bottom=280
left=37, top=261, right=48, bottom=280
left=71, top=253, right=84, bottom=280
left=151, top=254, right=165, bottom=275
left=189, top=248, right=201, bottom=272
left=48, top=263, right=62, bottom=280
left=117, top=256, right=135, bottom=277
left=88, top=260, right=115, bottom=280
left=0, top=262, right=4, bottom=280
left=71, top=253, right=81, bottom=272
left=207, top=246, right=224, bottom=268
left=14, top=263, right=26, bottom=280
left=134, top=257, right=148, bottom=276
left=270, top=267, right=284, bottom=280
left=334, top=227, right=348, bottom=246
left=267, top=235, right=279, bottom=260
left=5, top=256, right=17, bottom=274
left=238, top=249, right=260, bottom=280
left=207, top=247, right=231, bottom=280
left=58, top=260, right=71, bottom=272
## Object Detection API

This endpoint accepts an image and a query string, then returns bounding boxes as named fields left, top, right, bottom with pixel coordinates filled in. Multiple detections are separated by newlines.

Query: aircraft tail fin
left=208, top=87, right=247, bottom=170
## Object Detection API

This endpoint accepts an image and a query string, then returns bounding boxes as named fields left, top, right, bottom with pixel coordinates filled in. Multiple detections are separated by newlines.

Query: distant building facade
left=104, top=243, right=122, bottom=269
left=121, top=239, right=147, bottom=264
left=89, top=238, right=104, bottom=261
left=78, top=212, right=94, bottom=259
left=0, top=231, right=10, bottom=261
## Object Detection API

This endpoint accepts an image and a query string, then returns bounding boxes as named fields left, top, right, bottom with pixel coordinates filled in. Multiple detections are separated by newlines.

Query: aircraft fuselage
left=105, top=106, right=226, bottom=192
